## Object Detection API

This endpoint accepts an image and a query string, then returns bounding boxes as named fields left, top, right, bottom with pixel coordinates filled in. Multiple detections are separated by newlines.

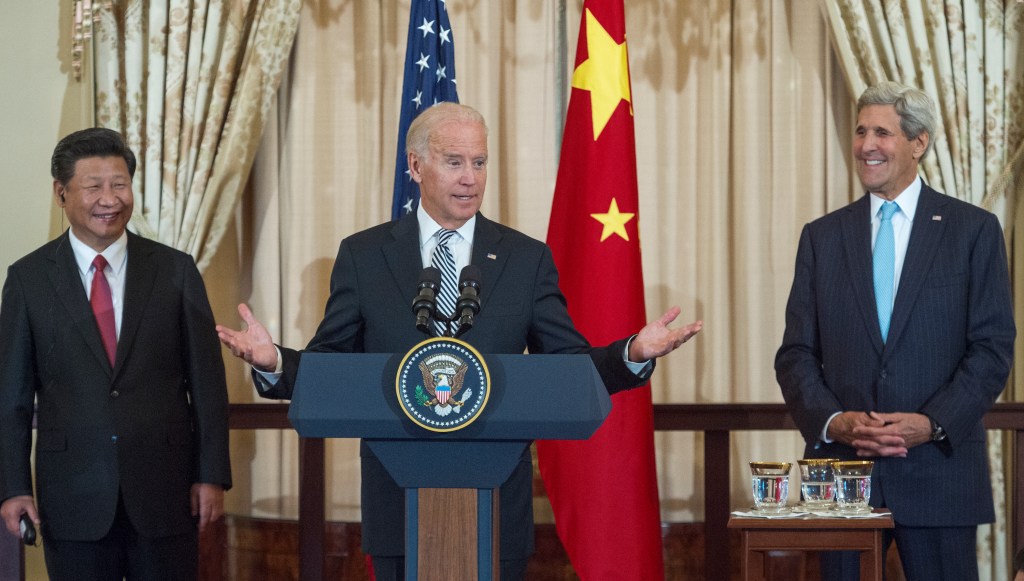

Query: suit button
left=110, top=390, right=120, bottom=398
left=111, top=435, right=118, bottom=443
left=879, top=371, right=887, bottom=379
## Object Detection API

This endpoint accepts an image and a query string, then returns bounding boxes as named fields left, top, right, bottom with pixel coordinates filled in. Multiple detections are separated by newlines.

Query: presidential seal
left=396, top=337, right=490, bottom=432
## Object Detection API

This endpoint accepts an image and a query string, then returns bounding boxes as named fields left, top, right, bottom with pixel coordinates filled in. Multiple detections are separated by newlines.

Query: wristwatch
left=927, top=415, right=947, bottom=442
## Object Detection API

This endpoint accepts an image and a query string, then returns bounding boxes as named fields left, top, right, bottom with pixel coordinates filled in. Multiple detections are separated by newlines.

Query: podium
left=288, top=351, right=611, bottom=580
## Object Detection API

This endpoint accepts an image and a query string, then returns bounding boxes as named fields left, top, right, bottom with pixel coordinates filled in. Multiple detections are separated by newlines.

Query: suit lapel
left=49, top=232, right=115, bottom=374
left=839, top=195, right=884, bottom=355
left=886, top=186, right=947, bottom=350
left=383, top=213, right=427, bottom=307
left=470, top=214, right=508, bottom=312
left=116, top=233, right=158, bottom=377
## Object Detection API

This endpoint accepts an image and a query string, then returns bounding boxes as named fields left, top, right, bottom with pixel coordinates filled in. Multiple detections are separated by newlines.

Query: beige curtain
left=91, top=0, right=301, bottom=271
left=230, top=0, right=856, bottom=530
left=824, top=2, right=1024, bottom=576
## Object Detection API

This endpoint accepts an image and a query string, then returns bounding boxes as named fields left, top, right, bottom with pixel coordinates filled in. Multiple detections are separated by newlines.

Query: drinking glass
left=832, top=460, right=873, bottom=514
left=749, top=462, right=791, bottom=514
left=797, top=458, right=837, bottom=509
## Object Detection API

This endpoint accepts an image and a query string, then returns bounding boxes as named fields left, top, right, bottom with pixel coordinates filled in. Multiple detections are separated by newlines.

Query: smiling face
left=55, top=156, right=134, bottom=252
left=408, top=119, right=488, bottom=230
left=853, top=104, right=928, bottom=201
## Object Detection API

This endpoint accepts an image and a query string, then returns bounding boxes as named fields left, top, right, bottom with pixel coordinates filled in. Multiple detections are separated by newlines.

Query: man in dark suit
left=0, top=128, right=232, bottom=580
left=776, top=81, right=1015, bottom=580
left=217, top=102, right=703, bottom=580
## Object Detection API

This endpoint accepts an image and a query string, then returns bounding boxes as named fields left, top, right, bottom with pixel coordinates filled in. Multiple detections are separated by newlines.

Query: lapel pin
left=487, top=253, right=497, bottom=260
left=932, top=215, right=942, bottom=221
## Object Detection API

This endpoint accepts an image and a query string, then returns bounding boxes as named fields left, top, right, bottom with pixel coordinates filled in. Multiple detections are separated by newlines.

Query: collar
left=416, top=204, right=477, bottom=248
left=870, top=176, right=921, bottom=221
left=68, top=228, right=128, bottom=276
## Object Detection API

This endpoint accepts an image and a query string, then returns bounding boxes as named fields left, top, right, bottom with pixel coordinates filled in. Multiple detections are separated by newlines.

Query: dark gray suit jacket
left=776, top=185, right=1015, bottom=527
left=0, top=231, right=232, bottom=541
left=258, top=212, right=651, bottom=558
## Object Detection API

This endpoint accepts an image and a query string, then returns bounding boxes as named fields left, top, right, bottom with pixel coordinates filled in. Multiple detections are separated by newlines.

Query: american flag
left=391, top=0, right=460, bottom=221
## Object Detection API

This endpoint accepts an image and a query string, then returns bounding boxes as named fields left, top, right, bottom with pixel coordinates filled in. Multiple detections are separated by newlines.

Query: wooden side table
left=728, top=511, right=894, bottom=581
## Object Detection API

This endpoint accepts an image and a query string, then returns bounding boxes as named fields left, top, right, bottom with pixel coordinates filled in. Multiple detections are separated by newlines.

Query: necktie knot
left=436, top=228, right=457, bottom=246
left=93, top=254, right=109, bottom=272
left=879, top=201, right=898, bottom=221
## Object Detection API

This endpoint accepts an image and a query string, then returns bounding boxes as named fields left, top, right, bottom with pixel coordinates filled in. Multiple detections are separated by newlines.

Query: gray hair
left=406, top=102, right=488, bottom=159
left=857, top=81, right=936, bottom=161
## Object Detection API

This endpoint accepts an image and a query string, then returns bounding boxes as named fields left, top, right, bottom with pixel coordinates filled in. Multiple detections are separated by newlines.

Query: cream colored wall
left=1, top=3, right=92, bottom=579
left=0, top=2, right=92, bottom=270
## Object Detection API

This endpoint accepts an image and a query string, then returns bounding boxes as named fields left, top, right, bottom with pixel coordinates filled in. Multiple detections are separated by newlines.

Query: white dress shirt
left=68, top=228, right=128, bottom=339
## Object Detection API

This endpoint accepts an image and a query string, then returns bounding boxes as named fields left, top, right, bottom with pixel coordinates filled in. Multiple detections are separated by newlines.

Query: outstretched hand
left=216, top=303, right=279, bottom=372
left=628, top=306, right=703, bottom=362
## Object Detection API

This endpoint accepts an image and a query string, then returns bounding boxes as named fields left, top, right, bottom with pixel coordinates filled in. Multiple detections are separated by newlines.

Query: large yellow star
left=571, top=8, right=632, bottom=141
left=591, top=198, right=635, bottom=242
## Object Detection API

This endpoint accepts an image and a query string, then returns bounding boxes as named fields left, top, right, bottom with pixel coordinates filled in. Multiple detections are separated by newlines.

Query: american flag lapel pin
left=932, top=215, right=942, bottom=221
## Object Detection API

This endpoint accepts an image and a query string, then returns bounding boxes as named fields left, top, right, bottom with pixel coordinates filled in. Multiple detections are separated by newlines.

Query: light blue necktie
left=873, top=201, right=899, bottom=342
left=431, top=228, right=459, bottom=337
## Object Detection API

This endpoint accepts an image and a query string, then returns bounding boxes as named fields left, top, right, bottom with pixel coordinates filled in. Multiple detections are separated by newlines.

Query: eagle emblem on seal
left=416, top=353, right=473, bottom=417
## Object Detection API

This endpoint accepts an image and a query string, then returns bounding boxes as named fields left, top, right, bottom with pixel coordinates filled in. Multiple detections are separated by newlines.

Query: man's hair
left=406, top=102, right=488, bottom=159
left=51, top=127, right=137, bottom=186
left=857, top=81, right=936, bottom=161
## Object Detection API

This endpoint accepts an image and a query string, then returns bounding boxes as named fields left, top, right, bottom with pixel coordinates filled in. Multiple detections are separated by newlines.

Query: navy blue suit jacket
left=258, top=212, right=651, bottom=557
left=776, top=185, right=1014, bottom=527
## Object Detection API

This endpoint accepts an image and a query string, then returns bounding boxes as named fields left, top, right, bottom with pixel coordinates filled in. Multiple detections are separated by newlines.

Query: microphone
left=454, top=265, right=482, bottom=337
left=412, top=267, right=442, bottom=335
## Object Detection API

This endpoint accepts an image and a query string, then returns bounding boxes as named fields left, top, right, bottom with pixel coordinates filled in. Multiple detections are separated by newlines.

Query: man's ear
left=53, top=181, right=65, bottom=206
left=912, top=132, right=929, bottom=160
left=407, top=152, right=423, bottom=184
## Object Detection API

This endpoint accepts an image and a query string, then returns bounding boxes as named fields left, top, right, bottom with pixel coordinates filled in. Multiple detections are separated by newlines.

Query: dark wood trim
left=298, top=437, right=326, bottom=581
left=4, top=403, right=1022, bottom=581
left=704, top=430, right=730, bottom=581
left=228, top=402, right=293, bottom=430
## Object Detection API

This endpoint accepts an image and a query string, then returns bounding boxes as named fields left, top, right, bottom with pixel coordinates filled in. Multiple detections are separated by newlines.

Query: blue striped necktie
left=431, top=228, right=458, bottom=337
left=873, top=201, right=899, bottom=342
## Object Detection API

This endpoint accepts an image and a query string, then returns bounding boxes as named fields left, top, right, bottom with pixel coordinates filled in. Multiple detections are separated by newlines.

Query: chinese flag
left=536, top=1, right=664, bottom=579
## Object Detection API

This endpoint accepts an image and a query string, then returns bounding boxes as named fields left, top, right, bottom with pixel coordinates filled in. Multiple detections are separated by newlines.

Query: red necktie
left=91, top=255, right=117, bottom=366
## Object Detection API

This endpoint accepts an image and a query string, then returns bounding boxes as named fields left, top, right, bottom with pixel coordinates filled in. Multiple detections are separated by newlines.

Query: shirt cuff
left=623, top=335, right=653, bottom=376
left=820, top=411, right=842, bottom=444
left=253, top=347, right=284, bottom=388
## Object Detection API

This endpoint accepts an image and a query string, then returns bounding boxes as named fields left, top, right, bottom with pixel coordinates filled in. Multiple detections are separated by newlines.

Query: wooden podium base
left=410, top=488, right=500, bottom=580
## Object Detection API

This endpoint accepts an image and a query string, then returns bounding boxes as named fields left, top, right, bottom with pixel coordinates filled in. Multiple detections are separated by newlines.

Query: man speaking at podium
left=217, top=102, right=702, bottom=580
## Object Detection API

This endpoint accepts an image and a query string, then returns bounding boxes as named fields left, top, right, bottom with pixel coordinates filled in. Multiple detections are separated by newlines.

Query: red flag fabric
left=536, top=1, right=664, bottom=579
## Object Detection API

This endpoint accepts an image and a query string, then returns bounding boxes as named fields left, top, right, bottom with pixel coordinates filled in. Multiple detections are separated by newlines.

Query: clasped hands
left=217, top=304, right=703, bottom=371
left=827, top=411, right=934, bottom=457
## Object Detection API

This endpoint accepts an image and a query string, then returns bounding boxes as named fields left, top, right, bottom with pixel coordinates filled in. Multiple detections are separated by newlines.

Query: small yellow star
left=590, top=198, right=635, bottom=242
left=571, top=8, right=632, bottom=141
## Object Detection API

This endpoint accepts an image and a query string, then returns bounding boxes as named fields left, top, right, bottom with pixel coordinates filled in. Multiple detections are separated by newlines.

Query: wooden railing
left=3, top=403, right=1022, bottom=580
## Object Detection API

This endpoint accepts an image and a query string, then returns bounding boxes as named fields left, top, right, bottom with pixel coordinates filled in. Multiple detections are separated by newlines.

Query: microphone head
left=458, top=264, right=482, bottom=290
left=419, top=266, right=442, bottom=290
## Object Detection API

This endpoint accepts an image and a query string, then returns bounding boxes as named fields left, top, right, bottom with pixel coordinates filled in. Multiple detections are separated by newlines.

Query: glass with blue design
left=749, top=461, right=791, bottom=514
left=797, top=458, right=838, bottom=509
left=832, top=460, right=873, bottom=514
